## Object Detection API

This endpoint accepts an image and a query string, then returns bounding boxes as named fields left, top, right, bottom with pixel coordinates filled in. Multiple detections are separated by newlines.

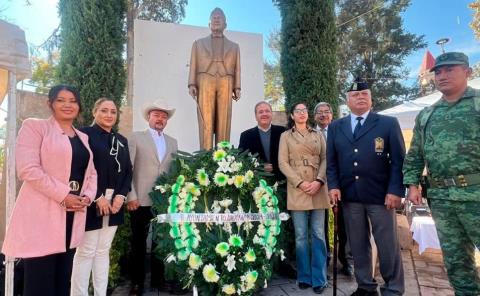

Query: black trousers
left=23, top=212, right=75, bottom=296
left=130, top=206, right=164, bottom=288
left=325, top=205, right=349, bottom=267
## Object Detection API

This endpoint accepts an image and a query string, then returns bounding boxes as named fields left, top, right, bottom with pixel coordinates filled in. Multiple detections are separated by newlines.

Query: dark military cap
left=430, top=52, right=469, bottom=72
left=348, top=77, right=369, bottom=92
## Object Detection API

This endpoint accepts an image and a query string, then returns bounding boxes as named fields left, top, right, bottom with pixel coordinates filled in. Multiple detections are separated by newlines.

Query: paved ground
left=112, top=213, right=480, bottom=296
left=112, top=249, right=426, bottom=296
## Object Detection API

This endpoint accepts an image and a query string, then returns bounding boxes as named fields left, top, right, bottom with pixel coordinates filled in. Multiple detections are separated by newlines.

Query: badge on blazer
left=375, top=137, right=384, bottom=153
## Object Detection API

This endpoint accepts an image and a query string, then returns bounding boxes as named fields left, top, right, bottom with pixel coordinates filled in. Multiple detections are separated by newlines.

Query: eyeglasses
left=315, top=111, right=331, bottom=115
left=293, top=108, right=308, bottom=114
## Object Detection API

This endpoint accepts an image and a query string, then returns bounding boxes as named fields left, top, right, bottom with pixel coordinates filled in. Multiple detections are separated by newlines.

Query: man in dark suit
left=238, top=101, right=296, bottom=278
left=326, top=79, right=405, bottom=296
left=239, top=101, right=285, bottom=181
left=314, top=102, right=353, bottom=277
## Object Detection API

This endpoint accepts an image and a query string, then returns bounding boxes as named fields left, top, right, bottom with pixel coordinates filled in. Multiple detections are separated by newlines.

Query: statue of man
left=188, top=7, right=241, bottom=150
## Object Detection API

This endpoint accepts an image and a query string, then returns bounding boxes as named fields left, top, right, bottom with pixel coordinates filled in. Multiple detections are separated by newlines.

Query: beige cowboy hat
left=143, top=99, right=176, bottom=121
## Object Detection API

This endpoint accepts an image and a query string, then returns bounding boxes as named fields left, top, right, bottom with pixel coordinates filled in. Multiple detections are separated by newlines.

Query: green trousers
left=429, top=199, right=480, bottom=296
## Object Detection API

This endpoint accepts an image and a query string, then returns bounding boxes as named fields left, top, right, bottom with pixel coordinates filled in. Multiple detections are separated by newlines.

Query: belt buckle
left=443, top=178, right=456, bottom=187
left=458, top=175, right=468, bottom=187
left=69, top=181, right=80, bottom=192
left=303, top=159, right=309, bottom=166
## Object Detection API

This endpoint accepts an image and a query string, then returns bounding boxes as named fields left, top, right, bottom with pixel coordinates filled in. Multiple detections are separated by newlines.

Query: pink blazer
left=2, top=117, right=97, bottom=258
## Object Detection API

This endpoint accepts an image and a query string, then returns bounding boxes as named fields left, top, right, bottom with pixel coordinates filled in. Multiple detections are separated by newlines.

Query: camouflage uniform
left=403, top=86, right=480, bottom=296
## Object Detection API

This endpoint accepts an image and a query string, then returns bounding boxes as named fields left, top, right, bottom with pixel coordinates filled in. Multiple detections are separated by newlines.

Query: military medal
left=375, top=137, right=384, bottom=153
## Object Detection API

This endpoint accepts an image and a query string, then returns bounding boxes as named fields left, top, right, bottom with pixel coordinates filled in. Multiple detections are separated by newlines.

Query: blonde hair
left=91, top=97, right=118, bottom=126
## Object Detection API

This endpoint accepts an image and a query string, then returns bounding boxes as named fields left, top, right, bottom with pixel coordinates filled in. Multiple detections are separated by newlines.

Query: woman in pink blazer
left=2, top=84, right=97, bottom=296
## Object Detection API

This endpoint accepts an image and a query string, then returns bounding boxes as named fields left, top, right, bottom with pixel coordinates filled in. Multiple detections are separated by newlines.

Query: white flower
left=257, top=225, right=266, bottom=236
left=219, top=199, right=233, bottom=208
left=224, top=254, right=236, bottom=272
left=230, top=161, right=242, bottom=172
left=223, top=222, right=232, bottom=234
left=211, top=201, right=221, bottom=213
left=222, top=284, right=236, bottom=295
left=226, top=155, right=235, bottom=162
left=165, top=254, right=176, bottom=263
left=217, top=159, right=232, bottom=173
left=279, top=249, right=286, bottom=261
left=202, top=264, right=219, bottom=282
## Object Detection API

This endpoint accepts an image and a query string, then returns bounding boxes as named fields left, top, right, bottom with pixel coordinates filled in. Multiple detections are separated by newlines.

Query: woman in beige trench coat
left=278, top=102, right=330, bottom=294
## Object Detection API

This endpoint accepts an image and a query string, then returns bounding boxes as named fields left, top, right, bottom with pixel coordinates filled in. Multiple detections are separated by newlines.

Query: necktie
left=353, top=117, right=363, bottom=139
left=320, top=128, right=327, bottom=140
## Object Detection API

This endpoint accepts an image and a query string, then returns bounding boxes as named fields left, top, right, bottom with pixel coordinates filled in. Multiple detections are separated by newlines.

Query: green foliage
left=30, top=53, right=59, bottom=95
left=470, top=1, right=480, bottom=40
left=337, top=0, right=426, bottom=111
left=264, top=29, right=285, bottom=111
left=275, top=0, right=338, bottom=117
left=151, top=143, right=283, bottom=295
left=131, top=0, right=187, bottom=22
left=57, top=0, right=126, bottom=125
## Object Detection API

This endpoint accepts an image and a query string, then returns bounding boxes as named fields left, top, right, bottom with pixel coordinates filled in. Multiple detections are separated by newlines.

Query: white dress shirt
left=315, top=125, right=328, bottom=139
left=149, top=128, right=166, bottom=162
left=350, top=111, right=370, bottom=133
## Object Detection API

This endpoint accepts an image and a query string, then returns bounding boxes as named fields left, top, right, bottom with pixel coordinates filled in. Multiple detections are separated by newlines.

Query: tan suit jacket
left=188, top=35, right=241, bottom=90
left=278, top=128, right=330, bottom=211
left=127, top=130, right=178, bottom=206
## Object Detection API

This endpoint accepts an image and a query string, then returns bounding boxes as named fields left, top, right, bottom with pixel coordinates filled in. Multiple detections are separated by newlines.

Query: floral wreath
left=151, top=141, right=286, bottom=295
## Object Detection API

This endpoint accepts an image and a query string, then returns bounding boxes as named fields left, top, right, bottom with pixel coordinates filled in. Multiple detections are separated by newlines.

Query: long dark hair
left=47, top=84, right=82, bottom=112
left=287, top=102, right=309, bottom=129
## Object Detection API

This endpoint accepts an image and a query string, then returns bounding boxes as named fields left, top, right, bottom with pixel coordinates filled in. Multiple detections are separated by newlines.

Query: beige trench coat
left=278, top=127, right=330, bottom=210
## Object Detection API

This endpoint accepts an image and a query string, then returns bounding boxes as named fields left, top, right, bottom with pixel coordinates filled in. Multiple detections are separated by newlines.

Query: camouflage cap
left=430, top=52, right=469, bottom=72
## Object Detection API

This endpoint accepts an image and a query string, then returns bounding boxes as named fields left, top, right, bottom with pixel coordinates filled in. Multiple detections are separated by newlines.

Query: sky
left=2, top=0, right=479, bottom=84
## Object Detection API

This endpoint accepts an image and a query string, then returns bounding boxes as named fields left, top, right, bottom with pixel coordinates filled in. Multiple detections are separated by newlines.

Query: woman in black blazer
left=71, top=98, right=133, bottom=296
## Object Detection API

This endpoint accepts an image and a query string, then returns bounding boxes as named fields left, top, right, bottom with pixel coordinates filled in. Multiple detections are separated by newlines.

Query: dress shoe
left=313, top=285, right=327, bottom=294
left=129, top=284, right=143, bottom=296
left=298, top=282, right=311, bottom=290
left=350, top=288, right=379, bottom=296
left=340, top=264, right=354, bottom=277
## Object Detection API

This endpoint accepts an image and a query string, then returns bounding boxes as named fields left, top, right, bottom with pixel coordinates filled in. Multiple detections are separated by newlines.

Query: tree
left=30, top=53, right=59, bottom=94
left=57, top=0, right=126, bottom=125
left=264, top=29, right=285, bottom=111
left=470, top=1, right=480, bottom=40
left=471, top=62, right=480, bottom=79
left=275, top=0, right=338, bottom=116
left=336, top=0, right=426, bottom=111
left=126, top=0, right=187, bottom=105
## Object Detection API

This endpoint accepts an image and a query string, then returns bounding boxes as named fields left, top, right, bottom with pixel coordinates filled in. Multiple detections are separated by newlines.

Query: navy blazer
left=326, top=113, right=405, bottom=205
left=239, top=124, right=286, bottom=181
left=80, top=125, right=133, bottom=231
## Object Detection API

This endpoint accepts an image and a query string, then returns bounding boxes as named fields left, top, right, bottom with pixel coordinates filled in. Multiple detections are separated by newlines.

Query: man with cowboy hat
left=127, top=100, right=177, bottom=295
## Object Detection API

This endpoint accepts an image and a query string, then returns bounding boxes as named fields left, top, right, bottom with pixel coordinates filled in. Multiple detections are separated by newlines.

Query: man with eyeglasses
left=326, top=78, right=405, bottom=296
left=404, top=52, right=480, bottom=296
left=314, top=102, right=353, bottom=278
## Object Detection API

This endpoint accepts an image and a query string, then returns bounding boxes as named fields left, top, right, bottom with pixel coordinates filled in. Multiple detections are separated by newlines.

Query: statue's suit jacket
left=188, top=35, right=241, bottom=90
left=128, top=130, right=178, bottom=206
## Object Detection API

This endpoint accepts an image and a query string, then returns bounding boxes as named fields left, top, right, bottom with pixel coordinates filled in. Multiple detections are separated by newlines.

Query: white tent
left=0, top=20, right=30, bottom=296
left=379, top=78, right=480, bottom=130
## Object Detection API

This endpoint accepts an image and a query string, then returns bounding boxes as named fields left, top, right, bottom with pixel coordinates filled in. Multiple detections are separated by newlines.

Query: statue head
left=209, top=8, right=227, bottom=35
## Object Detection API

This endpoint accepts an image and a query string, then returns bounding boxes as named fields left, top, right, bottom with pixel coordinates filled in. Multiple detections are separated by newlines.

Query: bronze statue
left=188, top=7, right=241, bottom=150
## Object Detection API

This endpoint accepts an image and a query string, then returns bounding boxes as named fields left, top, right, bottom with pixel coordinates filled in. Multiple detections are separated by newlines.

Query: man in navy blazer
left=327, top=79, right=405, bottom=296
left=239, top=101, right=286, bottom=181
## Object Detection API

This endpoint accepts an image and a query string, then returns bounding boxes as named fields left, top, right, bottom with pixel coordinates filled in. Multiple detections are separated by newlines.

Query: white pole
left=4, top=71, right=17, bottom=296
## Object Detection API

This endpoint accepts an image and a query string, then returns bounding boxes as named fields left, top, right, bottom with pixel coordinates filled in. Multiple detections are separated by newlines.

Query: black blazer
left=80, top=125, right=133, bottom=231
left=239, top=124, right=286, bottom=181
left=326, top=113, right=405, bottom=205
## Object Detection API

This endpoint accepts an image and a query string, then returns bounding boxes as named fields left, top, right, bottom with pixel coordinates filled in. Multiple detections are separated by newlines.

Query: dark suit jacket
left=81, top=125, right=133, bottom=231
left=239, top=125, right=286, bottom=181
left=326, top=113, right=405, bottom=205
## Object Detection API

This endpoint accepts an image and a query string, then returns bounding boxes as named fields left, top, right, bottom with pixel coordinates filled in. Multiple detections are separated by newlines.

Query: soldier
left=403, top=52, right=480, bottom=296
